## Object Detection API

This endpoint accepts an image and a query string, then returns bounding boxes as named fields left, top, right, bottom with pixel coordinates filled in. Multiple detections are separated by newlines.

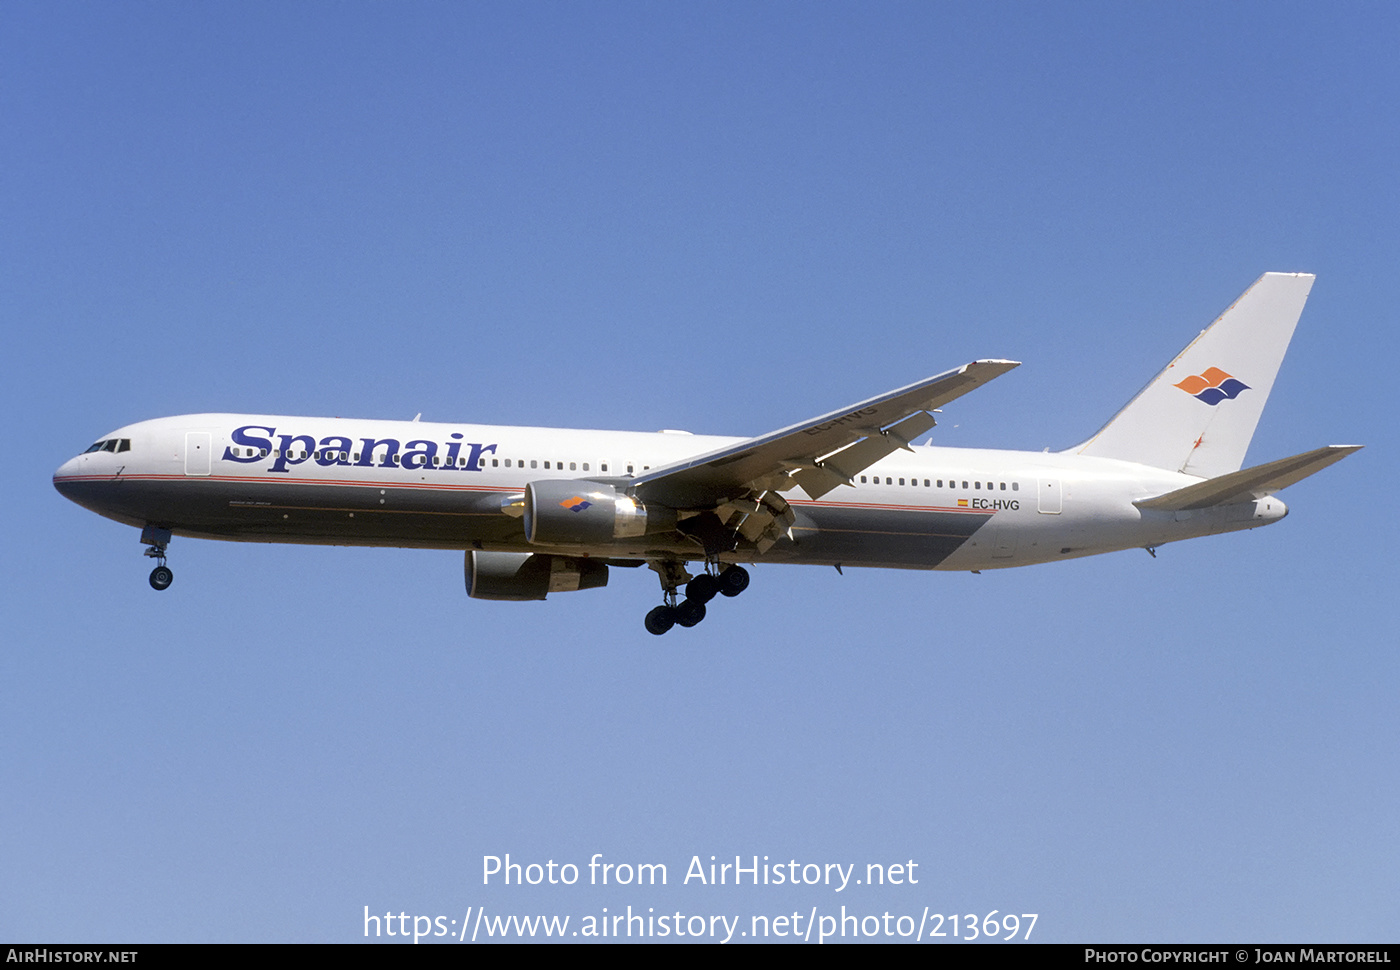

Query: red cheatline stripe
left=56, top=475, right=998, bottom=512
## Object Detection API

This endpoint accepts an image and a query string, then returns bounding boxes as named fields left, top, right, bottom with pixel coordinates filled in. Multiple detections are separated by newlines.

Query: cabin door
left=185, top=432, right=212, bottom=476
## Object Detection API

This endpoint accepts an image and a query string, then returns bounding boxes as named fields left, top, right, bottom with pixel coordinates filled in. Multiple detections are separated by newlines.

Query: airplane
left=53, top=272, right=1359, bottom=635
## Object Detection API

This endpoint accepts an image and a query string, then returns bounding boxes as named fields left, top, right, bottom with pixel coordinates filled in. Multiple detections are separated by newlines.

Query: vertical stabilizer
left=1067, top=273, right=1314, bottom=478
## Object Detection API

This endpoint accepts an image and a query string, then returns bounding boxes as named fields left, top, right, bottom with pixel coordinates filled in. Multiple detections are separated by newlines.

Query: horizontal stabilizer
left=1134, top=445, right=1362, bottom=511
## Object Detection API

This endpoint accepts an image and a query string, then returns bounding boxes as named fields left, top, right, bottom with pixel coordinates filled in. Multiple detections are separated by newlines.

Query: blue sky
left=4, top=1, right=1396, bottom=943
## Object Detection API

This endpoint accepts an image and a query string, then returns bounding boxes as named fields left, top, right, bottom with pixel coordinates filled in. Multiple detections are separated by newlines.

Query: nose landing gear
left=141, top=525, right=173, bottom=591
left=148, top=563, right=173, bottom=590
left=644, top=561, right=749, bottom=635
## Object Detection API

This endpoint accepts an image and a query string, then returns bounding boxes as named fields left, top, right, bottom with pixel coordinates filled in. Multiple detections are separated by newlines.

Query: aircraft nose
left=53, top=456, right=82, bottom=499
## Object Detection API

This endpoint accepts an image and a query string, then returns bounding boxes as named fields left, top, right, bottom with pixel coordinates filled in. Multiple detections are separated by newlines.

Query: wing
left=631, top=359, right=1019, bottom=519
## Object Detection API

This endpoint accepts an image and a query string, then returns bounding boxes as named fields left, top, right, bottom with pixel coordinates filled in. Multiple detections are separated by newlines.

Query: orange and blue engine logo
left=559, top=496, right=592, bottom=512
left=1174, top=367, right=1250, bottom=406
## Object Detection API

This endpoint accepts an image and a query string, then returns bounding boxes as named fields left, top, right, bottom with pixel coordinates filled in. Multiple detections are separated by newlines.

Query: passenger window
left=885, top=477, right=892, bottom=485
left=583, top=463, right=589, bottom=471
left=544, top=461, right=550, bottom=469
left=491, top=459, right=499, bottom=467
left=1000, top=482, right=1006, bottom=490
left=601, top=463, right=609, bottom=472
left=860, top=475, right=867, bottom=483
left=962, top=481, right=968, bottom=489
left=570, top=462, right=576, bottom=471
left=261, top=449, right=269, bottom=458
left=531, top=460, right=537, bottom=469
left=899, top=478, right=905, bottom=486
left=1013, top=482, right=1019, bottom=491
left=975, top=481, right=981, bottom=489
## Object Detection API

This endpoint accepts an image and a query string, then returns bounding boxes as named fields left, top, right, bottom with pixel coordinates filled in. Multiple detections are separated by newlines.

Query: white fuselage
left=53, top=413, right=1287, bottom=572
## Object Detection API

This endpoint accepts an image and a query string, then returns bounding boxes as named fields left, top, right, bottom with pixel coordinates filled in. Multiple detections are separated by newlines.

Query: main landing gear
left=644, top=561, right=750, bottom=635
left=141, top=525, right=173, bottom=591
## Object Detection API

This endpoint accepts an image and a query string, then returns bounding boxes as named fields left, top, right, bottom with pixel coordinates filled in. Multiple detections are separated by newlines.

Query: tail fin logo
left=560, top=496, right=592, bottom=512
left=1174, top=366, right=1250, bottom=406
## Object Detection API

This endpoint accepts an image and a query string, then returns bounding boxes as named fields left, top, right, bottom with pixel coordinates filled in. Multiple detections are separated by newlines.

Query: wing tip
left=962, top=359, right=1021, bottom=377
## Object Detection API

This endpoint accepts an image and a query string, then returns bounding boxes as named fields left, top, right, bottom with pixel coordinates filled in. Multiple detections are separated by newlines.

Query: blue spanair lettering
left=445, top=434, right=465, bottom=468
left=222, top=424, right=498, bottom=472
left=270, top=434, right=317, bottom=473
left=356, top=437, right=401, bottom=468
left=223, top=425, right=274, bottom=463
left=466, top=442, right=497, bottom=471
left=401, top=439, right=438, bottom=469
left=316, top=436, right=354, bottom=466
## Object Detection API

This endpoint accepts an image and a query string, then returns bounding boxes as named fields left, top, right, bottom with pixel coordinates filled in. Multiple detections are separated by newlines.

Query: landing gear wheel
left=685, top=574, right=720, bottom=603
left=149, top=565, right=174, bottom=591
left=718, top=565, right=749, bottom=597
left=645, top=606, right=676, bottom=636
left=675, top=599, right=706, bottom=628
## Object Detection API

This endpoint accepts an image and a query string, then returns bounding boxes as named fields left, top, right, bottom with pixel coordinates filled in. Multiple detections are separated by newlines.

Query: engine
left=523, top=480, right=676, bottom=546
left=465, top=550, right=608, bottom=601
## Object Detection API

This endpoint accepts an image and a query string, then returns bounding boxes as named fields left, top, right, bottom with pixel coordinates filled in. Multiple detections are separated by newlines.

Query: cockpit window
left=82, top=438, right=132, bottom=454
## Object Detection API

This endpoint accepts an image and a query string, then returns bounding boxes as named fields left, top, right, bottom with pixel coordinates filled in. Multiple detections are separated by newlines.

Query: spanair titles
left=222, top=424, right=499, bottom=473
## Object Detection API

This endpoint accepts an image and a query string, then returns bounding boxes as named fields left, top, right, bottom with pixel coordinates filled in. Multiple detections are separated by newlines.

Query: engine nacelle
left=524, top=480, right=676, bottom=546
left=465, top=550, right=609, bottom=601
